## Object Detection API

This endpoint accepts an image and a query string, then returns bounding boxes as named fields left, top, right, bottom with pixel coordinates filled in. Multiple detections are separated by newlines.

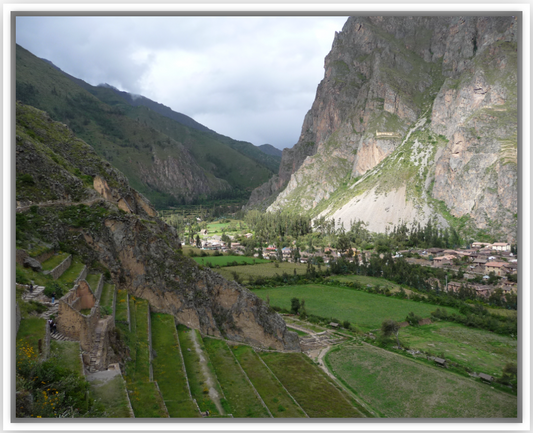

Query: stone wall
left=35, top=249, right=55, bottom=264
left=95, top=274, right=104, bottom=301
left=51, top=255, right=72, bottom=280
left=16, top=249, right=29, bottom=266
left=57, top=281, right=100, bottom=352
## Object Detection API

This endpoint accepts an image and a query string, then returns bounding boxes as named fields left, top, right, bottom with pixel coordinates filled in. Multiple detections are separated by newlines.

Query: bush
left=43, top=282, right=64, bottom=299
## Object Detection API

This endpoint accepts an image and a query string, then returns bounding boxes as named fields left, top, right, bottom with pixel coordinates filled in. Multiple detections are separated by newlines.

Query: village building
left=491, top=242, right=511, bottom=252
left=472, top=242, right=492, bottom=249
left=485, top=262, right=509, bottom=276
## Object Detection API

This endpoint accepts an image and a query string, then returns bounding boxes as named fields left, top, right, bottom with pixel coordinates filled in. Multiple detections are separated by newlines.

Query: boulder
left=23, top=256, right=42, bottom=272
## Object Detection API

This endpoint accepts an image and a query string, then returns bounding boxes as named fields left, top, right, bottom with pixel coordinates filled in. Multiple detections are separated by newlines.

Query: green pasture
left=399, top=321, right=517, bottom=377
left=214, top=261, right=308, bottom=282
left=326, top=343, right=518, bottom=418
left=151, top=313, right=200, bottom=417
left=193, top=255, right=270, bottom=267
left=259, top=351, right=365, bottom=418
left=253, top=284, right=462, bottom=331
left=204, top=338, right=270, bottom=418
left=231, top=345, right=307, bottom=418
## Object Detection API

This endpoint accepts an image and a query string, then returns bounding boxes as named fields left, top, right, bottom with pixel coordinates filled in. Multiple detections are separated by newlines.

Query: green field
left=192, top=255, right=270, bottom=267
left=231, top=345, right=307, bottom=418
left=253, top=284, right=461, bottom=331
left=399, top=322, right=517, bottom=377
left=204, top=338, right=270, bottom=418
left=214, top=261, right=308, bottom=282
left=40, top=252, right=70, bottom=271
left=326, top=343, right=518, bottom=418
left=260, top=351, right=365, bottom=418
left=151, top=314, right=200, bottom=418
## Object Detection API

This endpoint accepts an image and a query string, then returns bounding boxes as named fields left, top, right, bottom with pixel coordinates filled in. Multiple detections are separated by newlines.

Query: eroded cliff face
left=16, top=102, right=300, bottom=351
left=249, top=15, right=517, bottom=241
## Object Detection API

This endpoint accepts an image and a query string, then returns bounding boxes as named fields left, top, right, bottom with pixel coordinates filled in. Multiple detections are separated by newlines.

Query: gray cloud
left=16, top=16, right=348, bottom=149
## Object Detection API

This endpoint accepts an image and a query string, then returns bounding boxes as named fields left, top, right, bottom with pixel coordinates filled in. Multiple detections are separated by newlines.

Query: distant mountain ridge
left=258, top=144, right=283, bottom=157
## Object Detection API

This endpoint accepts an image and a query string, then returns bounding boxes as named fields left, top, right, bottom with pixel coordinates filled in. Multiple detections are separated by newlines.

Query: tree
left=290, top=297, right=301, bottom=315
left=195, top=234, right=201, bottom=248
left=381, top=319, right=401, bottom=348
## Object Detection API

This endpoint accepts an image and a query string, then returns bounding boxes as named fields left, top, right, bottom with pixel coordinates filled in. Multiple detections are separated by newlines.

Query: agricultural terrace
left=151, top=313, right=200, bottom=417
left=120, top=298, right=168, bottom=418
left=177, top=325, right=228, bottom=417
left=253, top=284, right=462, bottom=331
left=260, top=351, right=366, bottom=418
left=40, top=252, right=70, bottom=271
left=231, top=345, right=307, bottom=418
left=49, top=341, right=83, bottom=376
left=398, top=322, right=517, bottom=377
left=99, top=283, right=114, bottom=313
left=326, top=343, right=518, bottom=418
left=88, top=375, right=132, bottom=418
left=203, top=338, right=270, bottom=418
left=192, top=255, right=270, bottom=267
left=16, top=317, right=46, bottom=356
left=115, top=289, right=128, bottom=322
left=213, top=261, right=309, bottom=283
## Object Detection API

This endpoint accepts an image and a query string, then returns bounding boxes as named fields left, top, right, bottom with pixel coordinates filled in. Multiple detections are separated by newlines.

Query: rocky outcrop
left=249, top=16, right=517, bottom=241
left=16, top=102, right=300, bottom=352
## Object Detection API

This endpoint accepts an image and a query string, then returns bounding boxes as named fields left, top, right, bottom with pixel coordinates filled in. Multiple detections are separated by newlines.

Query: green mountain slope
left=16, top=44, right=278, bottom=208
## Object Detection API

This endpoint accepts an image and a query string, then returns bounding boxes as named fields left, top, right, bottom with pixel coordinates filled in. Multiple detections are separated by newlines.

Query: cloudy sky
left=16, top=15, right=348, bottom=150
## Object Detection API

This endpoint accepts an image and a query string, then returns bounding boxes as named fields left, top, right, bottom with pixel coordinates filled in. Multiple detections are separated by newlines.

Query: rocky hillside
left=249, top=16, right=518, bottom=242
left=16, top=44, right=279, bottom=208
left=16, top=102, right=300, bottom=351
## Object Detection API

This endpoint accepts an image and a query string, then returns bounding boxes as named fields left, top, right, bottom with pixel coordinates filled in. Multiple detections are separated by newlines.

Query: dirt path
left=189, top=330, right=225, bottom=415
left=16, top=197, right=103, bottom=212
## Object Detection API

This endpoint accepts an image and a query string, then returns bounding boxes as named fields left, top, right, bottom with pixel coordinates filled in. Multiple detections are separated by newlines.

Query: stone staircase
left=40, top=303, right=59, bottom=320
left=20, top=284, right=46, bottom=302
left=50, top=330, right=76, bottom=342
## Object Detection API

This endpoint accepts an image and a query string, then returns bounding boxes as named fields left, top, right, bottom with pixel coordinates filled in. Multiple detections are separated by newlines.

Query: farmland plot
left=253, top=284, right=461, bottom=331
left=231, top=345, right=307, bottom=418
left=260, top=351, right=366, bottom=418
left=203, top=338, right=270, bottom=418
left=326, top=343, right=518, bottom=418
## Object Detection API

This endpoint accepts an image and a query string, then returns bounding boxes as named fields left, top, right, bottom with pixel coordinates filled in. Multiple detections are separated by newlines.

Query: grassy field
left=151, top=313, right=200, bottom=418
left=399, top=321, right=517, bottom=377
left=121, top=298, right=168, bottom=418
left=192, top=255, right=270, bottom=267
left=100, top=283, right=114, bottom=313
left=177, top=325, right=226, bottom=416
left=49, top=341, right=83, bottom=376
left=214, top=261, right=308, bottom=283
left=330, top=274, right=418, bottom=295
left=231, top=345, right=307, bottom=418
left=115, top=289, right=128, bottom=322
left=40, top=252, right=70, bottom=271
left=85, top=273, right=101, bottom=292
left=259, top=351, right=365, bottom=418
left=203, top=338, right=270, bottom=418
left=326, top=343, right=518, bottom=418
left=253, top=284, right=462, bottom=331
left=89, top=375, right=133, bottom=418
left=56, top=257, right=85, bottom=287
left=16, top=317, right=46, bottom=355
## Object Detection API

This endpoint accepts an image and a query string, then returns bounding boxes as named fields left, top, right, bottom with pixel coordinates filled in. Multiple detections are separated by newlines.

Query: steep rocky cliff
left=16, top=102, right=300, bottom=351
left=249, top=16, right=518, bottom=242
